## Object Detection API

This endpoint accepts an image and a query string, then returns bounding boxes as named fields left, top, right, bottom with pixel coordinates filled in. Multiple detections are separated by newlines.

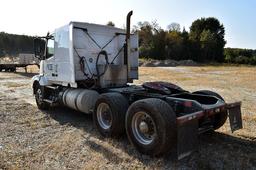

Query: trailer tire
left=10, top=68, right=16, bottom=72
left=34, top=82, right=49, bottom=110
left=126, top=98, right=176, bottom=156
left=192, top=90, right=228, bottom=130
left=94, top=93, right=129, bottom=137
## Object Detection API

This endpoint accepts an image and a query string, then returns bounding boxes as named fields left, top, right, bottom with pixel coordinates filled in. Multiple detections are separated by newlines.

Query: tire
left=192, top=90, right=228, bottom=130
left=34, top=82, right=49, bottom=110
left=126, top=98, right=176, bottom=156
left=94, top=93, right=129, bottom=137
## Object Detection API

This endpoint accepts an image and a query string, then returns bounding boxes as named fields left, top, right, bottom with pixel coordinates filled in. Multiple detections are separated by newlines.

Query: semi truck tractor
left=32, top=11, right=243, bottom=159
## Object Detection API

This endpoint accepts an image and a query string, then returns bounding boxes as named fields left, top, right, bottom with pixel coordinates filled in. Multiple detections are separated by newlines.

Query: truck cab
left=33, top=21, right=139, bottom=89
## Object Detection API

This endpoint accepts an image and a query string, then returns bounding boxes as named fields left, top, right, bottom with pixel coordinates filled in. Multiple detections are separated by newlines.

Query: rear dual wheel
left=126, top=98, right=176, bottom=156
left=94, top=94, right=177, bottom=156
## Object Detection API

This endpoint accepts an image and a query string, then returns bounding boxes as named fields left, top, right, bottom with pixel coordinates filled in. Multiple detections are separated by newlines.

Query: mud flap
left=228, top=104, right=243, bottom=132
left=177, top=119, right=198, bottom=160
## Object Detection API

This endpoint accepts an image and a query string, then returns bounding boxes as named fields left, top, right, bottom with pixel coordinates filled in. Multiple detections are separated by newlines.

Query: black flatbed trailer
left=0, top=63, right=37, bottom=72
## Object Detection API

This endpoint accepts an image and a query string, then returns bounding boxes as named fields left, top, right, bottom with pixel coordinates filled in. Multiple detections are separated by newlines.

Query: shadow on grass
left=41, top=106, right=256, bottom=168
left=42, top=107, right=126, bottom=164
left=15, top=71, right=38, bottom=78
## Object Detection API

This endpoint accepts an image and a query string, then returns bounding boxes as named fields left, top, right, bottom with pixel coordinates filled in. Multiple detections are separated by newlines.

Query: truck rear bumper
left=176, top=101, right=242, bottom=131
left=176, top=101, right=242, bottom=160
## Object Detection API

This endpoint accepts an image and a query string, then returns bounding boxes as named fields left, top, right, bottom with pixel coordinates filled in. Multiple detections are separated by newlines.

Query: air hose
left=96, top=50, right=109, bottom=79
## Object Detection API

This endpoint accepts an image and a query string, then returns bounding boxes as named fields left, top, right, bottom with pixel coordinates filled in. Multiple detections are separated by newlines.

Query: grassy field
left=0, top=66, right=256, bottom=169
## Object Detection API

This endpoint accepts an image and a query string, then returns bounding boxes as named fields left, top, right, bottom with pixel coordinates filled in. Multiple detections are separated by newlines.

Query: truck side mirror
left=34, top=38, right=46, bottom=60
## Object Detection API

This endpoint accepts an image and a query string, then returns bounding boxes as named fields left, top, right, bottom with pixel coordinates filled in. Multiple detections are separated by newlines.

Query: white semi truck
left=32, top=11, right=243, bottom=159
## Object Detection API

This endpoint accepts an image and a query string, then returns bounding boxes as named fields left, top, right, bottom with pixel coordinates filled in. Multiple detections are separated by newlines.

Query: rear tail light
left=184, top=101, right=192, bottom=107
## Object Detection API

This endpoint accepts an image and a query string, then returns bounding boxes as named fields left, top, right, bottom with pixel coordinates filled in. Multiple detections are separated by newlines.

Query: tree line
left=131, top=18, right=256, bottom=65
left=224, top=48, right=256, bottom=65
left=133, top=17, right=226, bottom=63
left=0, top=18, right=255, bottom=65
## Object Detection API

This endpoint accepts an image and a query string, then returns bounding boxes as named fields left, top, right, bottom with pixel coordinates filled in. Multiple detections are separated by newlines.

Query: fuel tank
left=62, top=88, right=99, bottom=114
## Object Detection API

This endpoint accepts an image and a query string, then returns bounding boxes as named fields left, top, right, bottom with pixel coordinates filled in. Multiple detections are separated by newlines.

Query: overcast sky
left=0, top=0, right=255, bottom=49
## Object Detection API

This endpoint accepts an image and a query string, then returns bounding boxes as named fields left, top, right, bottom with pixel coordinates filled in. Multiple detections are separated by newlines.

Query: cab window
left=47, top=38, right=54, bottom=58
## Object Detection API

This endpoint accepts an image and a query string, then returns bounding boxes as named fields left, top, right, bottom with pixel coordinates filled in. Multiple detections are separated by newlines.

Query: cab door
left=44, top=37, right=57, bottom=81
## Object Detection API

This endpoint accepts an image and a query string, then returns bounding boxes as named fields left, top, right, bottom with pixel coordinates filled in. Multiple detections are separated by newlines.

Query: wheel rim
left=36, top=88, right=43, bottom=104
left=97, top=103, right=112, bottom=130
left=132, top=111, right=157, bottom=145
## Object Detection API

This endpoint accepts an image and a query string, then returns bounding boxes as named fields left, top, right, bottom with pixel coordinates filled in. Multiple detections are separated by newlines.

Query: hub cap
left=132, top=111, right=156, bottom=145
left=36, top=88, right=43, bottom=104
left=97, top=103, right=112, bottom=130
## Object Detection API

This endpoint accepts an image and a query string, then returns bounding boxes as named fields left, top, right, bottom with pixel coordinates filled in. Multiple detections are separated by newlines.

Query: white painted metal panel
left=71, top=22, right=138, bottom=87
left=53, top=25, right=75, bottom=85
left=72, top=22, right=127, bottom=81
left=130, top=33, right=139, bottom=79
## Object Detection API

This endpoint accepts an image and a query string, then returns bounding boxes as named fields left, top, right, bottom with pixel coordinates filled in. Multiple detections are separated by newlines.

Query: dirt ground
left=0, top=66, right=256, bottom=169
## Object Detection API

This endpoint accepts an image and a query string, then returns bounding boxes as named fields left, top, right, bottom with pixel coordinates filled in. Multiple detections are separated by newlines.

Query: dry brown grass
left=0, top=66, right=256, bottom=169
left=136, top=66, right=256, bottom=112
left=25, top=65, right=39, bottom=73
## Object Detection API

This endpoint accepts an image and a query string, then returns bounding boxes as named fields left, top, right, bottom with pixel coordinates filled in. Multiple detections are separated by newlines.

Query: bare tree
left=167, top=23, right=181, bottom=32
left=106, top=21, right=115, bottom=27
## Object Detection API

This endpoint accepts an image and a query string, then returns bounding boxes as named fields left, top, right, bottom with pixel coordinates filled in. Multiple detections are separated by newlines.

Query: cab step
left=43, top=99, right=55, bottom=104
left=45, top=85, right=58, bottom=90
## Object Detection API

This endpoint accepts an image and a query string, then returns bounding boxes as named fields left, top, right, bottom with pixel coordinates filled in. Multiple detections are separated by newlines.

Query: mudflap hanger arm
left=176, top=101, right=242, bottom=129
left=175, top=101, right=242, bottom=160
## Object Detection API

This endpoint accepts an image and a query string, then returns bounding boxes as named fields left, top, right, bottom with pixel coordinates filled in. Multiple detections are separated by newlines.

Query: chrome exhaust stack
left=126, top=10, right=133, bottom=82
